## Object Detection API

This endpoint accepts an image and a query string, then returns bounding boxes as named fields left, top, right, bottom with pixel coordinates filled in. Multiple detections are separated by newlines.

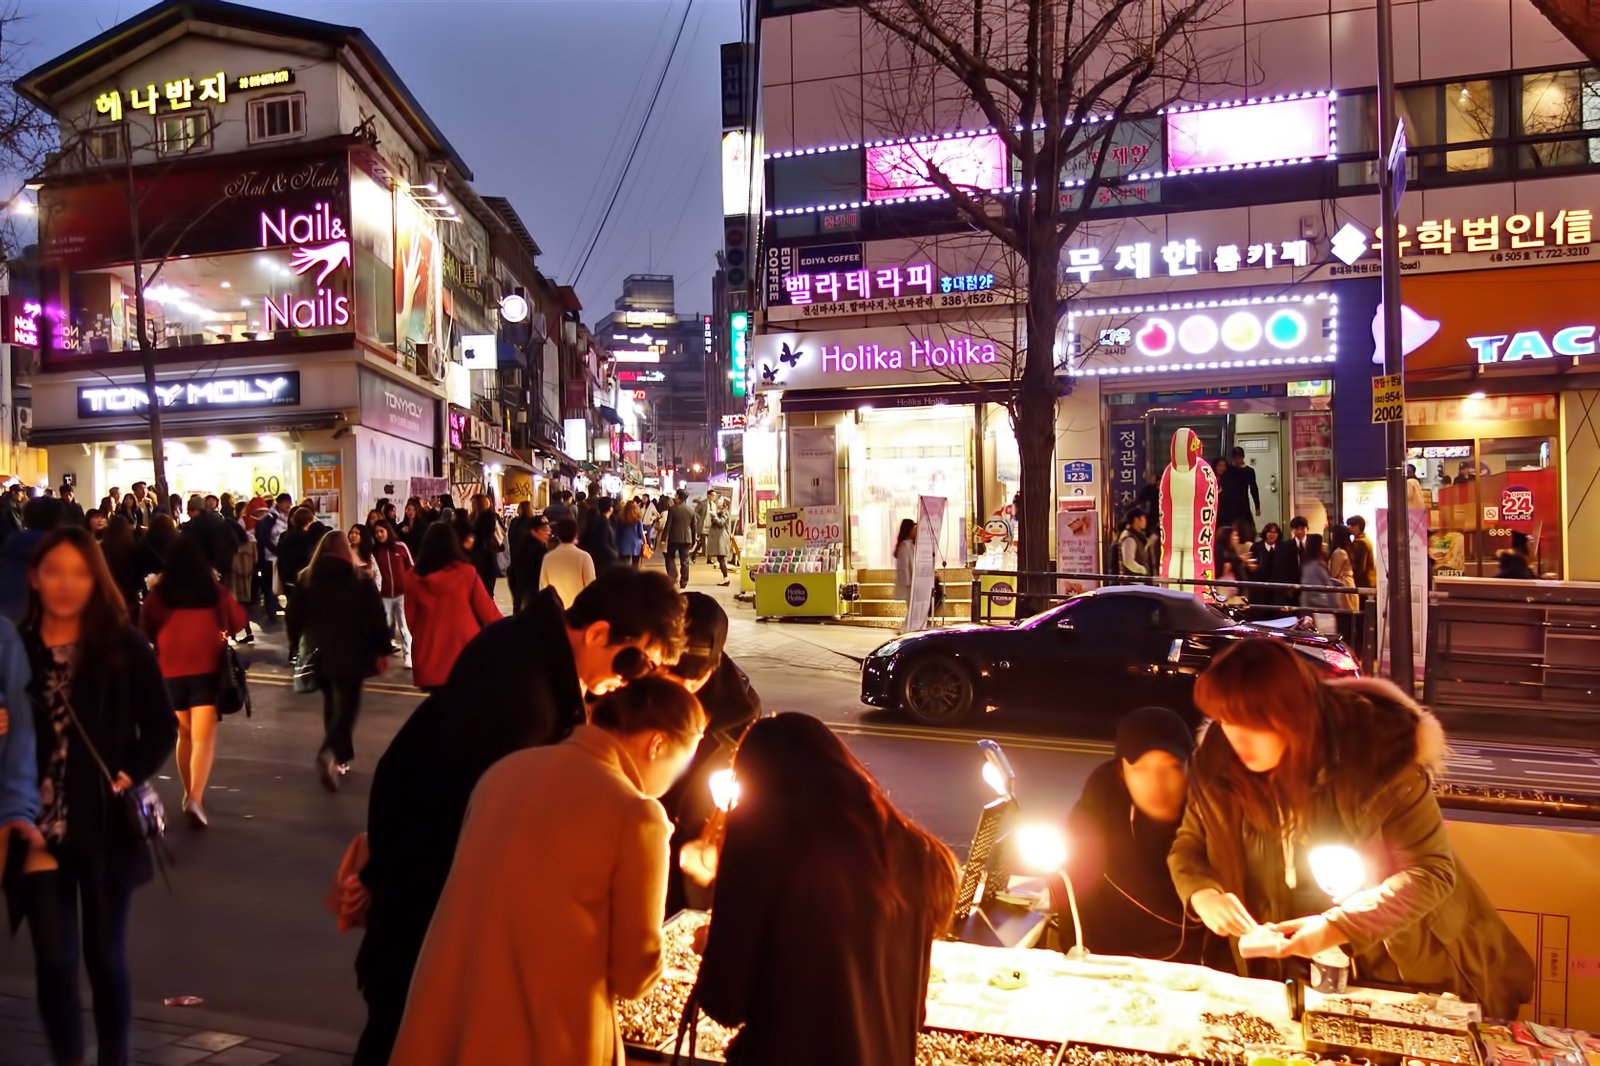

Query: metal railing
left=967, top=569, right=1380, bottom=673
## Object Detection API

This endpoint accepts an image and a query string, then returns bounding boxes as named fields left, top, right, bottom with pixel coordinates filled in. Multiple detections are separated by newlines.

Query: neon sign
left=782, top=263, right=995, bottom=306
left=79, top=373, right=300, bottom=418
left=95, top=68, right=295, bottom=122
left=258, top=201, right=350, bottom=329
left=1165, top=95, right=1334, bottom=173
left=1065, top=236, right=1310, bottom=283
left=865, top=133, right=1007, bottom=202
left=1068, top=293, right=1336, bottom=377
left=1330, top=209, right=1592, bottom=266
left=1467, top=325, right=1598, bottom=363
left=11, top=300, right=41, bottom=347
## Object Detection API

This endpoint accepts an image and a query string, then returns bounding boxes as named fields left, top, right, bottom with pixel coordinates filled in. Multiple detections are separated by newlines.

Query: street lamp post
left=1376, top=0, right=1415, bottom=690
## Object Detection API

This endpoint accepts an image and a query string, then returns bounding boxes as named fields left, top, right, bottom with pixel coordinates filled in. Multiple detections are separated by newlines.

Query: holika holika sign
left=751, top=322, right=1021, bottom=393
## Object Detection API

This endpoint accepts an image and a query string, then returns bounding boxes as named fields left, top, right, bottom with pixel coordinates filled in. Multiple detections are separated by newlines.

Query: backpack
left=254, top=510, right=278, bottom=549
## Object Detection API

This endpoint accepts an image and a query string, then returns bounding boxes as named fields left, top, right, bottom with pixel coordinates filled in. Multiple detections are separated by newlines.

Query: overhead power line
left=570, top=0, right=695, bottom=290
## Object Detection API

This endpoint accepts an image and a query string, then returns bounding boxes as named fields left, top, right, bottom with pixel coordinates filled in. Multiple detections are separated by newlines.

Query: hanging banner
left=1056, top=507, right=1100, bottom=596
left=904, top=495, right=947, bottom=633
left=409, top=475, right=449, bottom=501
left=1291, top=411, right=1334, bottom=535
left=786, top=426, right=837, bottom=507
left=1108, top=420, right=1147, bottom=517
left=1375, top=507, right=1429, bottom=678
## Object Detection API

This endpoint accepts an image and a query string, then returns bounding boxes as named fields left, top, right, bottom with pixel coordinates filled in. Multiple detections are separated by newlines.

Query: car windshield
left=1020, top=591, right=1233, bottom=633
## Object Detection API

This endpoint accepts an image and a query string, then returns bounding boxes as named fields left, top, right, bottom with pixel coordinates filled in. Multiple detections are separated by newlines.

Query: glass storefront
left=847, top=405, right=971, bottom=570
left=90, top=432, right=301, bottom=503
left=1407, top=394, right=1562, bottom=578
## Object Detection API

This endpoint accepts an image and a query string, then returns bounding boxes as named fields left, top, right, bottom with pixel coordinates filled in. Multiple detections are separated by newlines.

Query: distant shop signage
left=752, top=321, right=1019, bottom=392
left=359, top=370, right=436, bottom=440
left=79, top=372, right=301, bottom=418
left=1328, top=209, right=1592, bottom=267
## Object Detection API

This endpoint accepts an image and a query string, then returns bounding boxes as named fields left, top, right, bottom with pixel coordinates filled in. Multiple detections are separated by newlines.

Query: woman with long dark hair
left=468, top=494, right=504, bottom=598
left=139, top=536, right=248, bottom=827
left=892, top=519, right=916, bottom=606
left=1172, top=639, right=1534, bottom=1018
left=12, top=527, right=176, bottom=1066
left=404, top=522, right=499, bottom=691
left=144, top=513, right=179, bottom=565
left=347, top=524, right=380, bottom=587
left=695, top=713, right=957, bottom=1066
left=286, top=531, right=392, bottom=791
left=99, top=515, right=162, bottom=623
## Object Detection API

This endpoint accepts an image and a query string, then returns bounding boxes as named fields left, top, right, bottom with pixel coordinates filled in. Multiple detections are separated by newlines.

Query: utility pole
left=1376, top=0, right=1414, bottom=689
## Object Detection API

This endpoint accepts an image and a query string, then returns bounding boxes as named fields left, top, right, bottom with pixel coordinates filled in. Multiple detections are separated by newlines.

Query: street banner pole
left=1376, top=0, right=1415, bottom=690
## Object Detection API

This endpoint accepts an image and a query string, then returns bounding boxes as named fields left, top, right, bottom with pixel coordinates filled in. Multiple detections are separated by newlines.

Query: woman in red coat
left=403, top=523, right=500, bottom=691
left=140, top=535, right=248, bottom=827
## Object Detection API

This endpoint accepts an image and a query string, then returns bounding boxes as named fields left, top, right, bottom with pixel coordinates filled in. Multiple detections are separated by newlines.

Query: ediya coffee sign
left=751, top=322, right=1020, bottom=393
left=41, top=150, right=350, bottom=268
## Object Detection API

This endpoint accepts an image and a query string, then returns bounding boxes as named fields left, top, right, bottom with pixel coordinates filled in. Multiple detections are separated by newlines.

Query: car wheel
left=901, top=656, right=975, bottom=726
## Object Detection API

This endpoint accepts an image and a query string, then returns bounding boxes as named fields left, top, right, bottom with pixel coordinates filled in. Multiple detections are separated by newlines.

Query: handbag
left=492, top=518, right=511, bottom=576
left=59, top=689, right=173, bottom=888
left=214, top=602, right=251, bottom=718
left=292, top=637, right=319, bottom=694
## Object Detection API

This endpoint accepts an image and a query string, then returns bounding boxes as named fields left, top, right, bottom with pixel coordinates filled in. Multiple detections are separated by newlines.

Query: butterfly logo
left=779, top=342, right=803, bottom=368
left=761, top=363, right=780, bottom=384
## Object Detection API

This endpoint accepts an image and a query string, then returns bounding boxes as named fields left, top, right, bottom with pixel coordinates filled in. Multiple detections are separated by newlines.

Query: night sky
left=14, top=0, right=738, bottom=318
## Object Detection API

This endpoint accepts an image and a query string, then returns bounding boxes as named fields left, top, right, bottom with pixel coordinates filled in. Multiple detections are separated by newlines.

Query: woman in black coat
left=1248, top=522, right=1291, bottom=606
left=468, top=494, right=504, bottom=599
left=10, top=527, right=177, bottom=1066
left=695, top=714, right=957, bottom=1066
left=286, top=530, right=392, bottom=792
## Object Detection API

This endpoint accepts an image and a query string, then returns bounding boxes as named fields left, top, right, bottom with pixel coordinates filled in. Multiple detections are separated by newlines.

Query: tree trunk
left=133, top=262, right=169, bottom=503
left=1014, top=239, right=1060, bottom=614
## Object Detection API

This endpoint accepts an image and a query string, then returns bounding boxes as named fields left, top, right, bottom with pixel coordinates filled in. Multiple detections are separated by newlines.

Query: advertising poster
left=409, top=475, right=449, bottom=501
left=394, top=190, right=440, bottom=362
left=502, top=470, right=534, bottom=506
left=904, top=495, right=946, bottom=633
left=1055, top=506, right=1099, bottom=596
left=300, top=451, right=342, bottom=530
left=1290, top=411, right=1334, bottom=534
left=786, top=426, right=837, bottom=507
left=1375, top=507, right=1429, bottom=678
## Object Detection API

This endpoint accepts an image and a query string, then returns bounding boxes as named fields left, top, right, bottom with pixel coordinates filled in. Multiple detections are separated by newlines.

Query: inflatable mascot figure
left=1159, top=427, right=1218, bottom=592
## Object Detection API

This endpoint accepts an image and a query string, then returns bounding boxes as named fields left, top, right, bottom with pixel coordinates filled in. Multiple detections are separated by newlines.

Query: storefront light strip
left=766, top=184, right=1028, bottom=217
left=1072, top=354, right=1338, bottom=377
left=1066, top=292, right=1336, bottom=320
left=763, top=89, right=1335, bottom=161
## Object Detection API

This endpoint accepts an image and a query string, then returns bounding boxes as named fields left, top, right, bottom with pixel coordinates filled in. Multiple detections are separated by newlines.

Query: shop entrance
left=848, top=405, right=972, bottom=570
left=97, top=436, right=299, bottom=504
left=1408, top=435, right=1561, bottom=578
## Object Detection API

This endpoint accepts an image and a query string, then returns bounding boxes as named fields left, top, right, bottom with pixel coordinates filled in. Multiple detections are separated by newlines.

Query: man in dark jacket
left=1052, top=707, right=1213, bottom=964
left=662, top=489, right=697, bottom=589
left=1217, top=448, right=1260, bottom=535
left=353, top=568, right=687, bottom=1066
left=0, top=485, right=26, bottom=544
left=510, top=514, right=552, bottom=612
left=182, top=495, right=236, bottom=578
left=59, top=485, right=85, bottom=528
left=581, top=496, right=619, bottom=570
left=662, top=593, right=762, bottom=915
left=0, top=498, right=63, bottom=621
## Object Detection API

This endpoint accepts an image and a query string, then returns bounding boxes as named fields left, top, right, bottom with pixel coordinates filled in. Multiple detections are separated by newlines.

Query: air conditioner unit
left=14, top=407, right=31, bottom=440
left=461, top=264, right=480, bottom=287
left=420, top=343, right=445, bottom=383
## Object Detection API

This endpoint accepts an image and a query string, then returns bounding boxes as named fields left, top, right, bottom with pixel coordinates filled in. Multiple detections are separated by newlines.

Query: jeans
left=381, top=596, right=411, bottom=659
left=25, top=861, right=135, bottom=1066
left=665, top=543, right=692, bottom=588
left=319, top=675, right=365, bottom=765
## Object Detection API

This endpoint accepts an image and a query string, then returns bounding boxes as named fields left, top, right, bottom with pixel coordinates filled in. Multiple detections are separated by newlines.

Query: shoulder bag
left=493, top=517, right=511, bottom=576
left=214, top=600, right=251, bottom=717
left=60, top=687, right=173, bottom=887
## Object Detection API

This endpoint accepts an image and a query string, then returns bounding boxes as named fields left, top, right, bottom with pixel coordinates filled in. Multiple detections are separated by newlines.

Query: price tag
left=1371, top=374, right=1404, bottom=424
left=800, top=504, right=843, bottom=545
left=765, top=509, right=805, bottom=549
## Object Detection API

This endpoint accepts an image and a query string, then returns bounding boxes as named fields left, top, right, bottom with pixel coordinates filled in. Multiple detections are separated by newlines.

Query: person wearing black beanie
left=1051, top=706, right=1218, bottom=965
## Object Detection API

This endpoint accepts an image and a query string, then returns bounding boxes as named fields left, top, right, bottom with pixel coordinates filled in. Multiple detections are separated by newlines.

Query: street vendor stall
left=624, top=912, right=1577, bottom=1066
left=751, top=505, right=844, bottom=619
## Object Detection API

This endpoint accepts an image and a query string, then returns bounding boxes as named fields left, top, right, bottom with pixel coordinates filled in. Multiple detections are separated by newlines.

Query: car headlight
left=873, top=639, right=907, bottom=659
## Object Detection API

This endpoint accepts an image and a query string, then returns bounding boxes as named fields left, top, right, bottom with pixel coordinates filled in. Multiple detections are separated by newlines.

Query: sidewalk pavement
left=0, top=986, right=352, bottom=1066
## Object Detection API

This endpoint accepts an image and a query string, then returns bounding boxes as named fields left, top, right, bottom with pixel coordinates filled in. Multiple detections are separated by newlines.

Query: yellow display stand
left=754, top=571, right=842, bottom=619
left=740, top=557, right=759, bottom=593
left=978, top=572, right=1018, bottom=621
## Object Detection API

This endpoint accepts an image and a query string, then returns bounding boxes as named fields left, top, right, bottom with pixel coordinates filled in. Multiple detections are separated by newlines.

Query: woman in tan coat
left=390, top=677, right=706, bottom=1066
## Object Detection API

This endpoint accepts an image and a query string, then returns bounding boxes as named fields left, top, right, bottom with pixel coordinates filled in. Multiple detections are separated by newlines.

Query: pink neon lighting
left=1166, top=97, right=1332, bottom=173
left=865, top=133, right=1007, bottom=201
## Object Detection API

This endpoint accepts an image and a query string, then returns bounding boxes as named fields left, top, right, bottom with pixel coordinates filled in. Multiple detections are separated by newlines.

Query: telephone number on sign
left=1489, top=245, right=1593, bottom=263
left=1372, top=403, right=1405, bottom=423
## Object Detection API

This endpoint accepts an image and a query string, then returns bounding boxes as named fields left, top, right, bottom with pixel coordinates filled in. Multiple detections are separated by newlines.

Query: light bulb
left=1014, top=822, right=1069, bottom=873
left=708, top=769, right=741, bottom=812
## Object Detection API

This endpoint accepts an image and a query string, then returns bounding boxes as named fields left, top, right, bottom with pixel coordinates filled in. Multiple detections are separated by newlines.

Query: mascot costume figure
left=1159, top=427, right=1219, bottom=592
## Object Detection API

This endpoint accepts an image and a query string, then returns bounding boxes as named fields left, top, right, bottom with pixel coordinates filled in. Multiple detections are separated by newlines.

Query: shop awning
left=778, top=382, right=991, bottom=414
left=476, top=447, right=533, bottom=472
left=27, top=410, right=348, bottom=447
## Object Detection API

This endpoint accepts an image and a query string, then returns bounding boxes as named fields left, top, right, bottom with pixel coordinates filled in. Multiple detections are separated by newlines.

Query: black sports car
left=860, top=585, right=1359, bottom=730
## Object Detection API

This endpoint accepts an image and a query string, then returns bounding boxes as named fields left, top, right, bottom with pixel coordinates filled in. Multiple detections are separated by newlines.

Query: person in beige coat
left=390, top=676, right=706, bottom=1066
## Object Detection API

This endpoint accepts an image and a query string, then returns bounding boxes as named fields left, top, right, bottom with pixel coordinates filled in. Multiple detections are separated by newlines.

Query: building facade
left=11, top=0, right=586, bottom=522
left=742, top=0, right=1600, bottom=581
